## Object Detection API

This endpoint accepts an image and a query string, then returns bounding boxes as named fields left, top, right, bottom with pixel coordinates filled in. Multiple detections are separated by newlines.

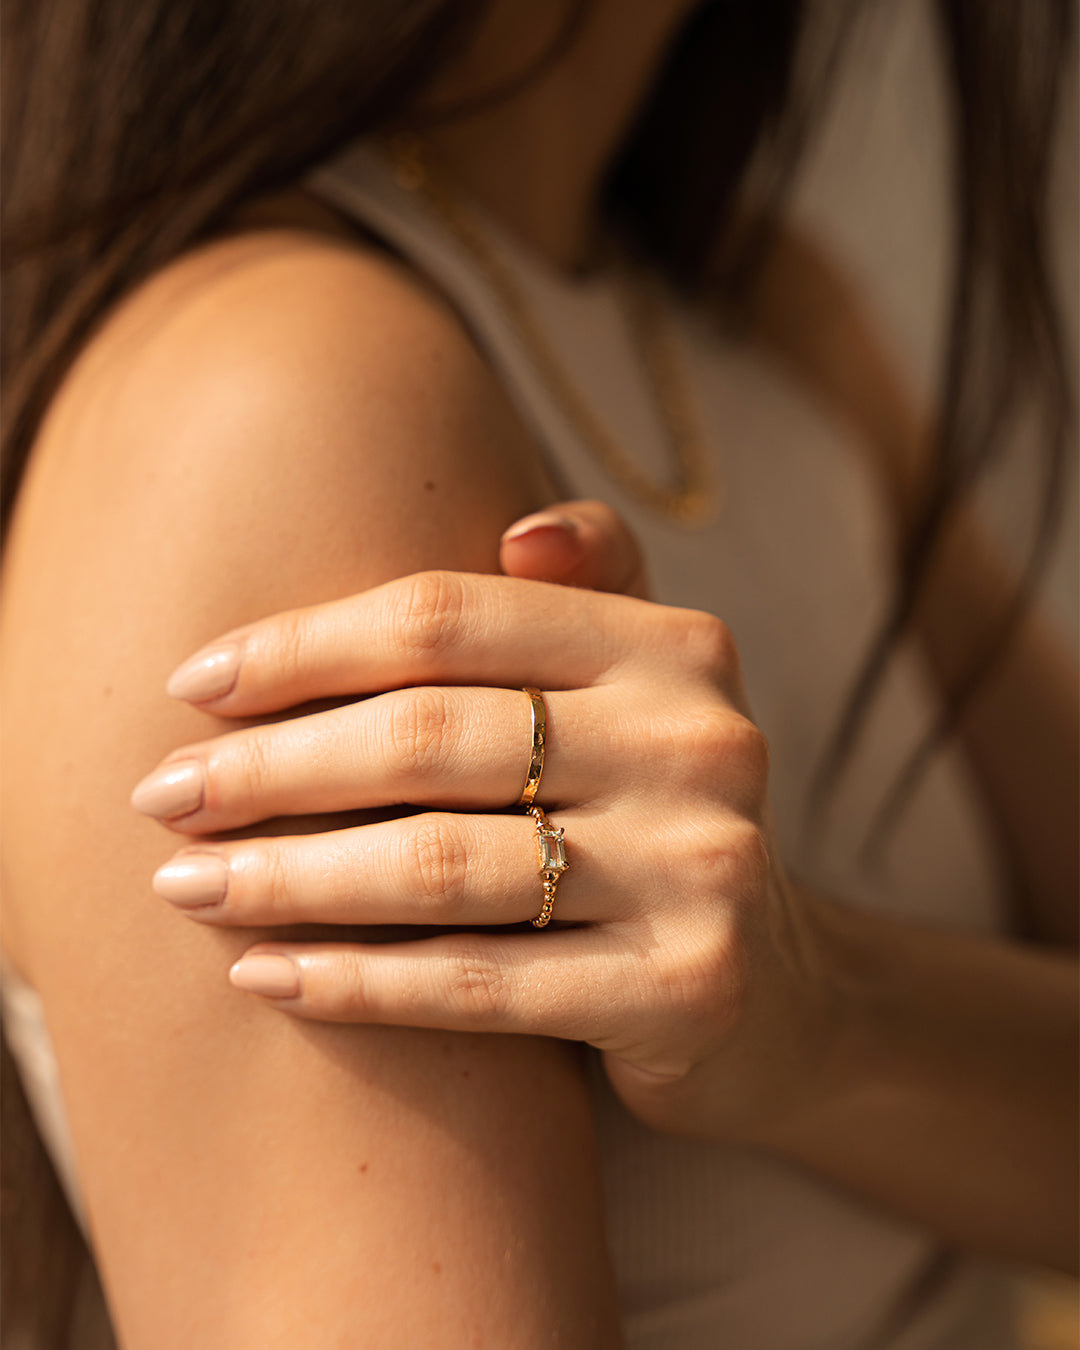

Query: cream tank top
left=2, top=141, right=1019, bottom=1348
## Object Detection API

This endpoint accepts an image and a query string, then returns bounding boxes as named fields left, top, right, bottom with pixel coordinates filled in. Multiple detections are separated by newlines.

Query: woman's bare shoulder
left=1, top=216, right=549, bottom=970
left=3, top=216, right=554, bottom=729
left=22, top=216, right=550, bottom=572
left=0, top=222, right=613, bottom=1345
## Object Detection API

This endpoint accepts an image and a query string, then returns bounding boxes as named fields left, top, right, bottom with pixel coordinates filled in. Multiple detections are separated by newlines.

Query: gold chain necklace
left=386, top=133, right=719, bottom=525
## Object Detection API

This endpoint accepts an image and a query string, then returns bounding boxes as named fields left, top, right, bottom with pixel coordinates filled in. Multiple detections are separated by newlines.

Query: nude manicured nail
left=153, top=854, right=228, bottom=908
left=500, top=512, right=578, bottom=544
left=166, top=645, right=241, bottom=702
left=130, top=760, right=204, bottom=819
left=229, top=954, right=300, bottom=999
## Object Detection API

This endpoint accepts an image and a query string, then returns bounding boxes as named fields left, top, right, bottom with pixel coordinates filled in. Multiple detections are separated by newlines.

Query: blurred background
left=793, top=0, right=1077, bottom=631
left=791, top=5, right=1077, bottom=1346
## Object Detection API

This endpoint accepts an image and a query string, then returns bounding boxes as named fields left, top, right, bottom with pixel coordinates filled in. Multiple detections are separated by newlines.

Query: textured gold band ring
left=517, top=687, right=547, bottom=807
left=528, top=805, right=568, bottom=928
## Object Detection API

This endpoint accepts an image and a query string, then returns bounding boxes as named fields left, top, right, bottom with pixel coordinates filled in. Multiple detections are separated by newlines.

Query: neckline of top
left=327, top=137, right=628, bottom=302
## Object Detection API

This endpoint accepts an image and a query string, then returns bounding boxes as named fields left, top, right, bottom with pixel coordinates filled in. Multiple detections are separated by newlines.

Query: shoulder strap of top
left=306, top=142, right=563, bottom=446
left=303, top=140, right=711, bottom=513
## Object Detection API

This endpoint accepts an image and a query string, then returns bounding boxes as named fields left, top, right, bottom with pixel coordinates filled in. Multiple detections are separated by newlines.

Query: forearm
left=744, top=225, right=1079, bottom=941
left=899, top=501, right=1079, bottom=943
left=749, top=887, right=1079, bottom=1272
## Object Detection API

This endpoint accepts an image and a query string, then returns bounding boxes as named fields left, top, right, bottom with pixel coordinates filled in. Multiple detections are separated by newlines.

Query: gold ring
left=517, top=687, right=547, bottom=807
left=527, top=805, right=568, bottom=928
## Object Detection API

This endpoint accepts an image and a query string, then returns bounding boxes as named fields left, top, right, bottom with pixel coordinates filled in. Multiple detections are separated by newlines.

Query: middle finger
left=131, top=686, right=609, bottom=832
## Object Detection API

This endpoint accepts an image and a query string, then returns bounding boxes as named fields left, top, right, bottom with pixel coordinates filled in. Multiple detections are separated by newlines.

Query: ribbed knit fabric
left=1, top=139, right=1020, bottom=1348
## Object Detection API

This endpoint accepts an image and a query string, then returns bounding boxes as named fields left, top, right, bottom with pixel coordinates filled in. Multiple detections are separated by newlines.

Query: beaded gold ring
left=527, top=805, right=568, bottom=929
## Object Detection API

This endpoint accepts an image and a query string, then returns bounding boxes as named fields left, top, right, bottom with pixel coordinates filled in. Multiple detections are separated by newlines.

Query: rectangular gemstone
left=538, top=832, right=566, bottom=872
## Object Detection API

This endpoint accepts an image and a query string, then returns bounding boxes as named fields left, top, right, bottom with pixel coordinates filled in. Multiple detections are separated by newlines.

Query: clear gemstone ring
left=526, top=805, right=568, bottom=929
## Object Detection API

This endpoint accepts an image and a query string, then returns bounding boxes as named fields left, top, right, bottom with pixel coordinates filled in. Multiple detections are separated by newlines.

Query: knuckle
left=394, top=571, right=467, bottom=672
left=406, top=814, right=469, bottom=913
left=233, top=728, right=279, bottom=805
left=386, top=687, right=452, bottom=785
left=245, top=841, right=292, bottom=919
left=727, top=818, right=772, bottom=896
left=267, top=607, right=312, bottom=689
left=323, top=950, right=374, bottom=1020
left=649, top=929, right=721, bottom=1015
left=444, top=945, right=508, bottom=1022
left=652, top=915, right=745, bottom=1030
left=692, top=927, right=747, bottom=1027
left=673, top=609, right=738, bottom=678
left=684, top=816, right=771, bottom=902
left=677, top=707, right=733, bottom=769
left=724, top=715, right=771, bottom=789
left=679, top=829, right=728, bottom=897
left=675, top=709, right=769, bottom=795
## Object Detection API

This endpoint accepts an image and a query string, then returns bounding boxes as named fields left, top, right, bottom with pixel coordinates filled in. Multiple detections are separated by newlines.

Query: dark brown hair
left=1, top=0, right=1074, bottom=1341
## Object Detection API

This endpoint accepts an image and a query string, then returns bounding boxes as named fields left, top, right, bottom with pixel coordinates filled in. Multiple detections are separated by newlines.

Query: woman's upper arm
left=0, top=232, right=619, bottom=1347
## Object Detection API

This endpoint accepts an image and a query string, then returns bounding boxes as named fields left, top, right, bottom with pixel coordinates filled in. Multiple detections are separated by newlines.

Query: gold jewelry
left=386, top=132, right=718, bottom=525
left=517, top=686, right=547, bottom=807
left=527, top=805, right=568, bottom=928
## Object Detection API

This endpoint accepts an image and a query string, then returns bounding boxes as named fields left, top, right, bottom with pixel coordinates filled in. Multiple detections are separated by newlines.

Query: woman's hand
left=131, top=508, right=841, bottom=1144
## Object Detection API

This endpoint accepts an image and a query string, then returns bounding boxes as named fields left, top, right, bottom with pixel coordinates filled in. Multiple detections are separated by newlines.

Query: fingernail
left=153, top=854, right=228, bottom=908
left=166, top=645, right=241, bottom=702
left=130, top=760, right=204, bottom=819
left=500, top=512, right=578, bottom=545
left=229, top=954, right=300, bottom=999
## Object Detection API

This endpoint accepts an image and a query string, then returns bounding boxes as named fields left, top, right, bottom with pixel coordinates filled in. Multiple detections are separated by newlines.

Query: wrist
left=606, top=877, right=872, bottom=1148
left=736, top=885, right=883, bottom=1154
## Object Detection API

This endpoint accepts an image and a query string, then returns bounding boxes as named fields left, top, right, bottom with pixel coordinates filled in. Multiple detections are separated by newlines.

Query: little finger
left=226, top=929, right=635, bottom=1043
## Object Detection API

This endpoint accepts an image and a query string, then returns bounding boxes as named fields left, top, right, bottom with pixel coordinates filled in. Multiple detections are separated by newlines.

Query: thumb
left=499, top=500, right=650, bottom=598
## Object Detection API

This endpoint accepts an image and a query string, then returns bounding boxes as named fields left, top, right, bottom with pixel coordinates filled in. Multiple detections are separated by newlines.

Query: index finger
left=164, top=570, right=682, bottom=715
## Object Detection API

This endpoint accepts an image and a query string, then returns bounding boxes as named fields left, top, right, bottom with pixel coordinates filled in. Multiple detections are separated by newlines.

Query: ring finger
left=151, top=809, right=626, bottom=927
left=131, top=685, right=613, bottom=833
